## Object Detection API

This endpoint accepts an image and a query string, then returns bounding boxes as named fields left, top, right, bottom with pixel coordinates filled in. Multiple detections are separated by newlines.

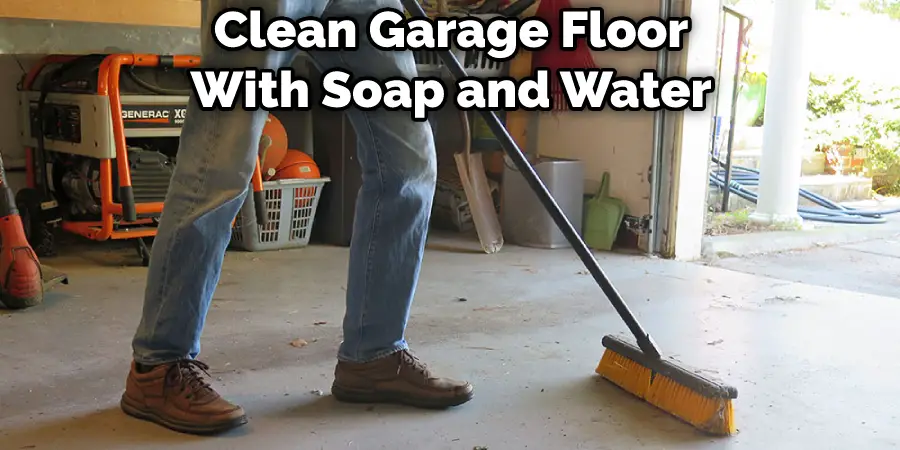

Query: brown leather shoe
left=331, top=350, right=474, bottom=409
left=120, top=359, right=247, bottom=435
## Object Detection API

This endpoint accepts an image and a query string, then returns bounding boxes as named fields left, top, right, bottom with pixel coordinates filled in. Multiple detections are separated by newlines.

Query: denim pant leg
left=131, top=0, right=308, bottom=365
left=312, top=1, right=439, bottom=363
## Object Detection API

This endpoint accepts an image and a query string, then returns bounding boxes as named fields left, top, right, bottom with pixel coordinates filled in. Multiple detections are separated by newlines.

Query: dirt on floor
left=705, top=208, right=802, bottom=236
left=2, top=234, right=899, bottom=449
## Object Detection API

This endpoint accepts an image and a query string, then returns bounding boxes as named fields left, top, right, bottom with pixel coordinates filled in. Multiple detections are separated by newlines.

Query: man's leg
left=122, top=0, right=306, bottom=434
left=311, top=0, right=474, bottom=408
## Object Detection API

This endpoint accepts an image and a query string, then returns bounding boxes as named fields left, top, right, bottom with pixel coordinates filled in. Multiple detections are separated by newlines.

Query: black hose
left=711, top=159, right=855, bottom=211
left=711, top=156, right=878, bottom=211
left=709, top=156, right=898, bottom=224
left=712, top=169, right=854, bottom=212
left=708, top=174, right=886, bottom=224
left=126, top=66, right=192, bottom=96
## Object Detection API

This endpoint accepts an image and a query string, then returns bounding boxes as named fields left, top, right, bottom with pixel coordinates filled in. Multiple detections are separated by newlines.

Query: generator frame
left=18, top=53, right=268, bottom=265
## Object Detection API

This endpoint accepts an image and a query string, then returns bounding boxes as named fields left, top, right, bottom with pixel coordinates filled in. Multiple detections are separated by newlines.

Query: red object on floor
left=0, top=215, right=42, bottom=304
left=0, top=177, right=42, bottom=308
left=531, top=0, right=598, bottom=111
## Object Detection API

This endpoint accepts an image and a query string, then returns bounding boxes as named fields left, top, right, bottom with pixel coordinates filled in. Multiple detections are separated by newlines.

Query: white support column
left=750, top=0, right=815, bottom=226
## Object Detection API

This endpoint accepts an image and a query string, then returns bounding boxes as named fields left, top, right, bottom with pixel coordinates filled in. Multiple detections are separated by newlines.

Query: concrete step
left=709, top=174, right=873, bottom=211
left=721, top=149, right=826, bottom=176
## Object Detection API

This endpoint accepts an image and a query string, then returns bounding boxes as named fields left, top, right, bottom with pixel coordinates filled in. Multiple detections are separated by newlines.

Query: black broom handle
left=400, top=0, right=661, bottom=359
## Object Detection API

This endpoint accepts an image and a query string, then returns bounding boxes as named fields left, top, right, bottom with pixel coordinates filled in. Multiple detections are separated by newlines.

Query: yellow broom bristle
left=645, top=373, right=736, bottom=435
left=596, top=348, right=736, bottom=436
left=596, top=348, right=652, bottom=398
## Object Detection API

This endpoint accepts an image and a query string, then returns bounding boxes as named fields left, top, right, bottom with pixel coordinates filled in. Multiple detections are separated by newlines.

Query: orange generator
left=17, top=54, right=268, bottom=265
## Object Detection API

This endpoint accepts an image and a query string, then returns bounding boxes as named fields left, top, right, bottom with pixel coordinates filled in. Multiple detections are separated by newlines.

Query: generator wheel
left=15, top=188, right=56, bottom=257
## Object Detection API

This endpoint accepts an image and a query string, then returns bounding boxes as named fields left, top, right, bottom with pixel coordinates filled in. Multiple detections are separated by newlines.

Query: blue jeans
left=132, top=0, right=436, bottom=365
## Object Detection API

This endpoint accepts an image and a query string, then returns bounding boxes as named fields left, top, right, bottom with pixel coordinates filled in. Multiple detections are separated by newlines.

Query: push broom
left=400, top=0, right=738, bottom=436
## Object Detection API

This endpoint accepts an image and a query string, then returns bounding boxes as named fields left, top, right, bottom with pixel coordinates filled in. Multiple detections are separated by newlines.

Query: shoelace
left=166, top=359, right=214, bottom=398
left=400, top=350, right=431, bottom=378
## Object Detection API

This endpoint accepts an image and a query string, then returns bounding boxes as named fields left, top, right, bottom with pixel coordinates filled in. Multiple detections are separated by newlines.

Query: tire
left=15, top=188, right=56, bottom=258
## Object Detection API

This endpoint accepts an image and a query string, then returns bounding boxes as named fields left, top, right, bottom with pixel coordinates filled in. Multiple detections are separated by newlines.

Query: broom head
left=596, top=334, right=738, bottom=436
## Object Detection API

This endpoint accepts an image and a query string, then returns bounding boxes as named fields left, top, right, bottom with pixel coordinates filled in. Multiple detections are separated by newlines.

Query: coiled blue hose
left=709, top=157, right=900, bottom=224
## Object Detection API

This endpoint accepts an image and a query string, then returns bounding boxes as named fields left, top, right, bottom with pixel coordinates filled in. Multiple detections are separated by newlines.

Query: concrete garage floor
left=712, top=237, right=900, bottom=300
left=1, top=233, right=898, bottom=449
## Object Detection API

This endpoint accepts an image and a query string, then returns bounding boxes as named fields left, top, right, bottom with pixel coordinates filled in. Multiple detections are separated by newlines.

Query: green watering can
left=583, top=172, right=627, bottom=251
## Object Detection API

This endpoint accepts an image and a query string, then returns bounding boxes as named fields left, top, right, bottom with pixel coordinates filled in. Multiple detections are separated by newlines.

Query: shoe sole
left=120, top=395, right=248, bottom=435
left=331, top=384, right=474, bottom=409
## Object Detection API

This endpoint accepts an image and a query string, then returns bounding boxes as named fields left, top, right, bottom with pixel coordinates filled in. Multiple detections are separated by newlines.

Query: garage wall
left=0, top=55, right=30, bottom=165
left=0, top=55, right=41, bottom=191
left=533, top=0, right=661, bottom=218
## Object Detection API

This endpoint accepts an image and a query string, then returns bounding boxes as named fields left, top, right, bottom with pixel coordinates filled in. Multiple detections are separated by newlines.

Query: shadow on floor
left=0, top=406, right=249, bottom=448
